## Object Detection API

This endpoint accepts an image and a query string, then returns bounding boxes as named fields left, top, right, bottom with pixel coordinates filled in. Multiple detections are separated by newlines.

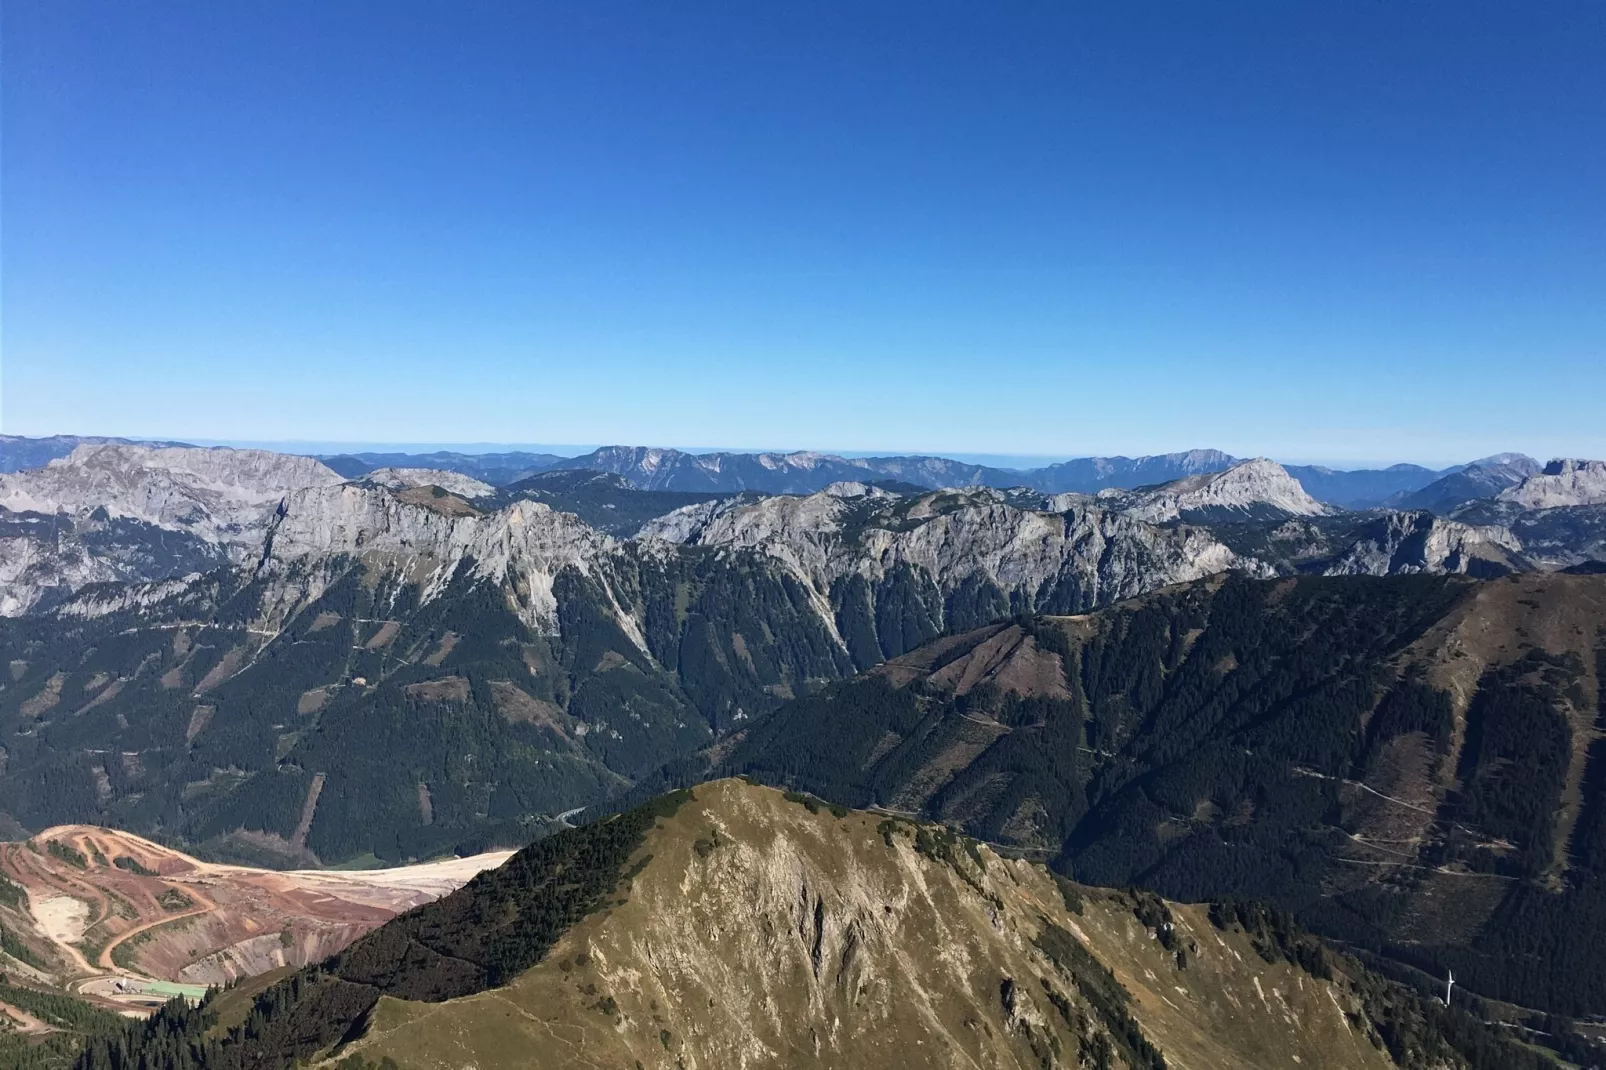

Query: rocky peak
left=0, top=444, right=344, bottom=539
left=1497, top=458, right=1606, bottom=509
left=1111, top=458, right=1329, bottom=523
left=641, top=484, right=1262, bottom=632
left=261, top=483, right=616, bottom=631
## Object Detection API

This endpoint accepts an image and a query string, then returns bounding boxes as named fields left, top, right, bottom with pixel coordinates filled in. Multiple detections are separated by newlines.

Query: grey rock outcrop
left=0, top=445, right=342, bottom=613
left=1497, top=459, right=1606, bottom=510
left=1321, top=510, right=1523, bottom=576
left=641, top=486, right=1264, bottom=629
left=0, top=444, right=344, bottom=543
left=1093, top=459, right=1329, bottom=523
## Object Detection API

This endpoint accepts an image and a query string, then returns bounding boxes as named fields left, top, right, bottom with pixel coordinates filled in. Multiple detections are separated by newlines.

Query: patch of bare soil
left=488, top=681, right=568, bottom=735
left=291, top=774, right=326, bottom=850
left=873, top=624, right=1008, bottom=685
left=20, top=671, right=66, bottom=718
left=185, top=705, right=215, bottom=743
left=404, top=676, right=470, bottom=703
left=364, top=620, right=401, bottom=649
left=194, top=648, right=244, bottom=694
left=422, top=632, right=458, bottom=667
left=929, top=626, right=1070, bottom=699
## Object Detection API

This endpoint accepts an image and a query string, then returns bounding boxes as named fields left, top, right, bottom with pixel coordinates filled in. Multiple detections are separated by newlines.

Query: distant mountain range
left=1, top=440, right=1602, bottom=866
left=4, top=434, right=1548, bottom=507
left=4, top=438, right=1606, bottom=1060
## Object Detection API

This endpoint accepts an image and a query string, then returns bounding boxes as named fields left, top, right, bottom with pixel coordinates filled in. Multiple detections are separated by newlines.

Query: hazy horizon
left=0, top=431, right=1571, bottom=473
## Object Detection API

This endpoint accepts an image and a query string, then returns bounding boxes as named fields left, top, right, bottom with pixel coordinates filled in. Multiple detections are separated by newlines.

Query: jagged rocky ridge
left=0, top=445, right=346, bottom=615
left=1086, top=457, right=1331, bottom=523
left=0, top=446, right=1312, bottom=623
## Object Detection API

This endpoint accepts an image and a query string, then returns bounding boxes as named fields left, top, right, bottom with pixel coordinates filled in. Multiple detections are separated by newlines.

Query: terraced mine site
left=0, top=824, right=511, bottom=1011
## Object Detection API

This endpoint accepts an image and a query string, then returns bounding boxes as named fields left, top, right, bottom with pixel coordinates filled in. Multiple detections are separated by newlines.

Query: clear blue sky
left=4, top=2, right=1602, bottom=466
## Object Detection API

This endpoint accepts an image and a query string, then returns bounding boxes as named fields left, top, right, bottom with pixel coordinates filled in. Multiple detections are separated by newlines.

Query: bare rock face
left=1321, top=510, right=1523, bottom=576
left=0, top=444, right=345, bottom=539
left=0, top=445, right=340, bottom=613
left=1497, top=458, right=1606, bottom=509
left=258, top=483, right=618, bottom=632
left=1, top=443, right=1583, bottom=643
left=1100, top=458, right=1330, bottom=523
left=641, top=486, right=1264, bottom=626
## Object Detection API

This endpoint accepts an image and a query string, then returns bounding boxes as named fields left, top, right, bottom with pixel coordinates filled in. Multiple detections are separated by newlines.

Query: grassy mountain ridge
left=73, top=780, right=1560, bottom=1069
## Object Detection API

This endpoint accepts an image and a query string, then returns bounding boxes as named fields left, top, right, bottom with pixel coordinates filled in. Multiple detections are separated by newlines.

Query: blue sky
left=3, top=2, right=1603, bottom=466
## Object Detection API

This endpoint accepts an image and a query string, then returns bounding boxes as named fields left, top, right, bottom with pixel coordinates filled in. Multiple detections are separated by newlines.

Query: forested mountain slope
left=76, top=780, right=1557, bottom=1070
left=704, top=572, right=1606, bottom=1018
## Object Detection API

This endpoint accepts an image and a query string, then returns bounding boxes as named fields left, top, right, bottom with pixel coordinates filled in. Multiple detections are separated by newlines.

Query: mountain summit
left=1092, top=458, right=1329, bottom=523
left=1497, top=458, right=1606, bottom=509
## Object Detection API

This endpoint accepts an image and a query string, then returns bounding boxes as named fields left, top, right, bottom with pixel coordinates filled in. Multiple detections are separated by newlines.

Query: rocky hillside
left=568, top=444, right=1015, bottom=493
left=76, top=780, right=1557, bottom=1070
left=0, top=470, right=1259, bottom=866
left=640, top=482, right=1260, bottom=651
left=4, top=444, right=1602, bottom=620
left=319, top=449, right=566, bottom=485
left=0, top=445, right=347, bottom=614
left=0, top=435, right=191, bottom=474
left=1497, top=458, right=1606, bottom=509
left=704, top=572, right=1606, bottom=1022
left=1317, top=510, right=1524, bottom=575
left=1088, top=458, right=1330, bottom=523
left=360, top=467, right=496, bottom=498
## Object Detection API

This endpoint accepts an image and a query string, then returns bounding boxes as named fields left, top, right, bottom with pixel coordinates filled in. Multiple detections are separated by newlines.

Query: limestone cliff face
left=0, top=444, right=344, bottom=538
left=1097, top=458, right=1331, bottom=523
left=2, top=444, right=1586, bottom=640
left=1497, top=458, right=1606, bottom=509
left=346, top=780, right=1400, bottom=1070
left=641, top=488, right=1263, bottom=627
left=0, top=445, right=342, bottom=613
left=1320, top=510, right=1524, bottom=576
left=259, top=483, right=619, bottom=632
